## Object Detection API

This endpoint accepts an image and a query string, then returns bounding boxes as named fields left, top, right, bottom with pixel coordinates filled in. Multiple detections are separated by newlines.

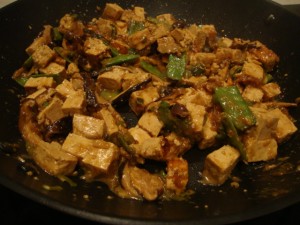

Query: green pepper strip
left=214, top=86, right=256, bottom=131
left=167, top=54, right=186, bottom=80
left=140, top=61, right=166, bottom=80
left=128, top=20, right=145, bottom=35
left=102, top=54, right=140, bottom=67
left=52, top=27, right=63, bottom=42
left=23, top=56, right=33, bottom=70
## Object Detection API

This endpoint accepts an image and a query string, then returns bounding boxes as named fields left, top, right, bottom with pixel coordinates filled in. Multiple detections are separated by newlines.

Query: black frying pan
left=0, top=0, right=300, bottom=224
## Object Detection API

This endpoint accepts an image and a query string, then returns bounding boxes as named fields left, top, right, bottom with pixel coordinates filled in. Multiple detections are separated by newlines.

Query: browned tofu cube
left=202, top=145, right=240, bottom=185
left=128, top=28, right=152, bottom=50
left=241, top=61, right=264, bottom=82
left=39, top=62, right=65, bottom=75
left=37, top=97, right=65, bottom=124
left=102, top=3, right=124, bottom=20
left=270, top=108, right=298, bottom=143
left=97, top=67, right=126, bottom=90
left=31, top=45, right=55, bottom=68
left=133, top=136, right=164, bottom=160
left=99, top=108, right=119, bottom=136
left=128, top=126, right=151, bottom=144
left=166, top=157, right=189, bottom=194
left=62, top=133, right=119, bottom=174
left=62, top=90, right=85, bottom=115
left=24, top=77, right=55, bottom=89
left=138, top=112, right=163, bottom=137
left=261, top=82, right=281, bottom=99
left=73, top=114, right=106, bottom=139
left=84, top=37, right=109, bottom=57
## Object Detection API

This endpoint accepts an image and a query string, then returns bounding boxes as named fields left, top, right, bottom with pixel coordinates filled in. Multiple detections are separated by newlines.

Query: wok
left=0, top=0, right=299, bottom=224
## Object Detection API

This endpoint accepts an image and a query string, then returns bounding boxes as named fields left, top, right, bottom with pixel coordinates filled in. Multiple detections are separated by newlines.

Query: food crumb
left=230, top=181, right=239, bottom=189
left=107, top=195, right=114, bottom=200
left=83, top=194, right=90, bottom=200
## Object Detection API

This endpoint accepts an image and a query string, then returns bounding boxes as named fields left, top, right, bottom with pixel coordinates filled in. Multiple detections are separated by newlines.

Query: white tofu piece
left=185, top=102, right=206, bottom=133
left=66, top=63, right=80, bottom=75
left=242, top=85, right=264, bottom=102
left=261, top=82, right=281, bottom=99
left=270, top=108, right=298, bottom=143
left=56, top=79, right=77, bottom=98
left=138, top=112, right=163, bottom=137
left=133, top=7, right=145, bottom=21
left=73, top=114, right=106, bottom=139
left=39, top=62, right=65, bottom=75
left=177, top=88, right=212, bottom=107
left=31, top=45, right=55, bottom=68
left=157, top=36, right=182, bottom=54
left=133, top=136, right=164, bottom=160
left=37, top=97, right=65, bottom=124
left=24, top=77, right=55, bottom=89
left=128, top=126, right=151, bottom=144
left=198, top=114, right=217, bottom=149
left=189, top=52, right=216, bottom=67
left=166, top=157, right=188, bottom=194
left=97, top=67, right=126, bottom=90
left=129, top=28, right=152, bottom=50
left=84, top=37, right=109, bottom=57
left=129, top=86, right=160, bottom=115
left=102, top=3, right=124, bottom=20
left=26, top=88, right=47, bottom=99
left=164, top=132, right=191, bottom=159
left=62, top=133, right=119, bottom=173
left=202, top=145, right=240, bottom=185
left=62, top=90, right=85, bottom=115
left=99, top=108, right=119, bottom=136
left=244, top=107, right=279, bottom=162
left=241, top=61, right=264, bottom=81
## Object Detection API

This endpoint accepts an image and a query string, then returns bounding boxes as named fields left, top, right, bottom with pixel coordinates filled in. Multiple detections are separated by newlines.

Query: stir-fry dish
left=12, top=3, right=298, bottom=201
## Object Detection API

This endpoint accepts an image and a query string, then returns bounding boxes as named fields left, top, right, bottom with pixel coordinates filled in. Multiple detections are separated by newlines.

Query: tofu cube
left=73, top=114, right=105, bottom=139
left=185, top=102, right=206, bottom=133
left=99, top=108, right=119, bottom=136
left=261, top=82, right=281, bottom=99
left=138, top=112, right=163, bottom=137
left=202, top=145, right=240, bottom=185
left=24, top=77, right=55, bottom=89
left=270, top=108, right=298, bottom=143
left=133, top=136, right=164, bottom=160
left=62, top=90, right=85, bottom=115
left=166, top=157, right=188, bottom=194
left=84, top=37, right=109, bottom=57
left=102, top=3, right=124, bottom=20
left=62, top=133, right=119, bottom=174
left=31, top=45, right=55, bottom=68
left=128, top=126, right=151, bottom=144
left=39, top=62, right=65, bottom=75
left=242, top=85, right=264, bottom=102
left=241, top=61, right=264, bottom=81
left=37, top=97, right=65, bottom=124
left=129, top=86, right=160, bottom=115
left=55, top=79, right=77, bottom=98
left=97, top=67, right=125, bottom=90
left=128, top=28, right=152, bottom=50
